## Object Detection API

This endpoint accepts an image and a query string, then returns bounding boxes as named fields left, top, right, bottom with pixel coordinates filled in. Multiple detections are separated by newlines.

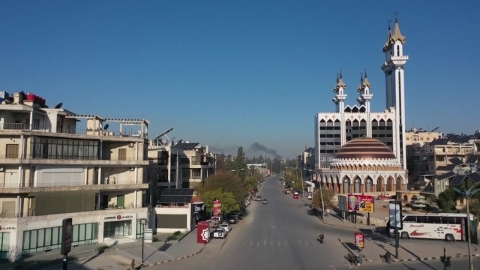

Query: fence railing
left=0, top=154, right=146, bottom=161
left=0, top=123, right=147, bottom=138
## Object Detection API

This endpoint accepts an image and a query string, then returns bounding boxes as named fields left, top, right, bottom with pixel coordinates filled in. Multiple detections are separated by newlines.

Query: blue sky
left=1, top=1, right=479, bottom=159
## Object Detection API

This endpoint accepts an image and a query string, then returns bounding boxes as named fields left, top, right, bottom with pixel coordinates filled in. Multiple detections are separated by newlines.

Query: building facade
left=315, top=16, right=408, bottom=170
left=319, top=138, right=408, bottom=193
left=0, top=91, right=150, bottom=261
left=147, top=136, right=215, bottom=203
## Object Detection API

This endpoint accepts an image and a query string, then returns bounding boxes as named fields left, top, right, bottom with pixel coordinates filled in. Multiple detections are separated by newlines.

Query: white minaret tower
left=357, top=70, right=373, bottom=136
left=332, top=71, right=347, bottom=144
left=381, top=13, right=408, bottom=169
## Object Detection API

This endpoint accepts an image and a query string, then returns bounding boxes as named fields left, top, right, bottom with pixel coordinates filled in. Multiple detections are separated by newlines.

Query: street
left=152, top=176, right=352, bottom=269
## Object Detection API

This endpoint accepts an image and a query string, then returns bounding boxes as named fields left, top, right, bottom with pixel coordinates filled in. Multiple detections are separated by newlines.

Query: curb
left=338, top=239, right=372, bottom=262
left=393, top=253, right=480, bottom=263
left=142, top=246, right=205, bottom=268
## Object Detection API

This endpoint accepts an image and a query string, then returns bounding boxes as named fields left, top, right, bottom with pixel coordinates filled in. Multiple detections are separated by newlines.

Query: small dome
left=335, top=138, right=396, bottom=160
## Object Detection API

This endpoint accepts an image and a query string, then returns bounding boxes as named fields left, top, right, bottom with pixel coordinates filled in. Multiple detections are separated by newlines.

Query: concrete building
left=246, top=163, right=267, bottom=177
left=319, top=138, right=407, bottom=194
left=0, top=91, right=150, bottom=261
left=315, top=16, right=408, bottom=170
left=299, top=147, right=315, bottom=180
left=409, top=134, right=478, bottom=196
left=147, top=131, right=215, bottom=200
left=405, top=128, right=442, bottom=184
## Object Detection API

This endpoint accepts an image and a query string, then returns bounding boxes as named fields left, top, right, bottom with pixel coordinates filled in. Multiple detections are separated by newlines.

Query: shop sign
left=103, top=214, right=134, bottom=221
left=0, top=225, right=15, bottom=231
left=347, top=194, right=374, bottom=213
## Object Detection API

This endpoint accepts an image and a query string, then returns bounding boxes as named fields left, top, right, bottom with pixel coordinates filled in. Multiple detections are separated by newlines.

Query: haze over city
left=1, top=1, right=479, bottom=158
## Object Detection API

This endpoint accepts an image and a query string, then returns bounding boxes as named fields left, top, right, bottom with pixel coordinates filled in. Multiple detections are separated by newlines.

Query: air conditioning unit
left=129, top=167, right=135, bottom=171
left=0, top=167, right=4, bottom=172
left=129, top=143, right=134, bottom=147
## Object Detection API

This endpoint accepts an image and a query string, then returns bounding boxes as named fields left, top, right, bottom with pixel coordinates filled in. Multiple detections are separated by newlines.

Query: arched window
left=354, top=178, right=361, bottom=193
left=397, top=45, right=400, bottom=56
left=366, top=178, right=373, bottom=193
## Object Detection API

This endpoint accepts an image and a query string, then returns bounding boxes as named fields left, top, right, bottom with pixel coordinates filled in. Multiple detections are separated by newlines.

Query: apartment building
left=0, top=91, right=150, bottom=261
left=299, top=147, right=315, bottom=180
left=147, top=136, right=215, bottom=202
left=408, top=134, right=476, bottom=184
left=405, top=128, right=442, bottom=184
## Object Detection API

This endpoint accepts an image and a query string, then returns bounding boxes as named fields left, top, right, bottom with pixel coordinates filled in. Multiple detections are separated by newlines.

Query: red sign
left=213, top=200, right=222, bottom=216
left=197, top=221, right=210, bottom=244
left=355, top=232, right=365, bottom=249
left=347, top=194, right=374, bottom=213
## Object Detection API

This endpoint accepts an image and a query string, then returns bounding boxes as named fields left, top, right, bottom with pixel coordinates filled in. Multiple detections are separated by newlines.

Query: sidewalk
left=339, top=231, right=480, bottom=263
left=2, top=229, right=205, bottom=270
left=303, top=199, right=480, bottom=264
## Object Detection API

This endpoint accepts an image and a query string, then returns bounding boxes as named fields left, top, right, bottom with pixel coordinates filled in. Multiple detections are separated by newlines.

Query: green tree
left=312, top=188, right=335, bottom=209
left=243, top=176, right=260, bottom=193
left=437, top=188, right=458, bottom=212
left=201, top=189, right=240, bottom=215
left=234, top=146, right=247, bottom=180
left=199, top=172, right=246, bottom=206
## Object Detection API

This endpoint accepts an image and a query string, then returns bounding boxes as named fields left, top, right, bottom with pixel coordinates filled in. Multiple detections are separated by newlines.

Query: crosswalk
left=235, top=239, right=323, bottom=247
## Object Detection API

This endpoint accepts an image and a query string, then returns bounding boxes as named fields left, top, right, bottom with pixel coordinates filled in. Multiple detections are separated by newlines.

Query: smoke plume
left=209, top=144, right=240, bottom=155
left=249, top=142, right=282, bottom=159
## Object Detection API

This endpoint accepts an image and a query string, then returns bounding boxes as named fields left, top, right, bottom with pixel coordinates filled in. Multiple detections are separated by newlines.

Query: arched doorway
left=343, top=176, right=350, bottom=194
left=354, top=177, right=361, bottom=193
left=396, top=176, right=404, bottom=190
left=365, top=177, right=373, bottom=193
left=387, top=177, right=394, bottom=191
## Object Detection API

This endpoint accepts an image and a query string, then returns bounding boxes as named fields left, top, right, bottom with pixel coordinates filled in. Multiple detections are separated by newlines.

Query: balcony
left=0, top=179, right=149, bottom=194
left=0, top=123, right=147, bottom=140
left=0, top=154, right=149, bottom=166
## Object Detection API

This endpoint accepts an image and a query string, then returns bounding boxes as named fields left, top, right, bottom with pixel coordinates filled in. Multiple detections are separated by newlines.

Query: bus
left=390, top=213, right=478, bottom=242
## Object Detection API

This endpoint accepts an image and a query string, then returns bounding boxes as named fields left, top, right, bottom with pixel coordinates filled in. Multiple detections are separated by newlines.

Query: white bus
left=390, top=213, right=478, bottom=242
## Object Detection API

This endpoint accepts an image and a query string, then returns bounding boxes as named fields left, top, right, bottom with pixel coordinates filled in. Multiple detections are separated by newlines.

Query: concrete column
left=98, top=167, right=102, bottom=185
left=88, top=168, right=95, bottom=185
left=24, top=168, right=31, bottom=187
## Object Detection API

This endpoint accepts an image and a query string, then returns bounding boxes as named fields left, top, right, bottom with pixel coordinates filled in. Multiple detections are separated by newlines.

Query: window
left=118, top=149, right=127, bottom=160
left=6, top=144, right=19, bottom=158
left=23, top=223, right=98, bottom=254
left=403, top=216, right=416, bottom=223
left=0, top=232, right=10, bottom=259
left=428, top=216, right=442, bottom=224
left=31, top=137, right=99, bottom=160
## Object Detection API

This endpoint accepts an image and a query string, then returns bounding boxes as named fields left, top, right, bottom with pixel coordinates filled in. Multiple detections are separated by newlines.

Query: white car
left=220, top=224, right=232, bottom=233
left=307, top=194, right=312, bottom=200
left=213, top=229, right=225, bottom=239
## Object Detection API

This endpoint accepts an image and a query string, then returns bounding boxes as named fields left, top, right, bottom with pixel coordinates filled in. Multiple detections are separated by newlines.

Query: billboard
left=197, top=221, right=210, bottom=244
left=213, top=200, right=222, bottom=216
left=389, top=201, right=403, bottom=230
left=347, top=194, right=374, bottom=213
left=354, top=232, right=365, bottom=249
left=61, top=218, right=73, bottom=255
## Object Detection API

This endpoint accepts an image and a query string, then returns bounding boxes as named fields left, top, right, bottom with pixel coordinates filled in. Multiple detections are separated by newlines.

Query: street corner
left=337, top=238, right=373, bottom=263
left=142, top=246, right=205, bottom=268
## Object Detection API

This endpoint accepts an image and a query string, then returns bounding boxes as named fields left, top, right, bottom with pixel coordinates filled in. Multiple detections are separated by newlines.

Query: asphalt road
left=149, top=176, right=480, bottom=270
left=153, top=175, right=354, bottom=270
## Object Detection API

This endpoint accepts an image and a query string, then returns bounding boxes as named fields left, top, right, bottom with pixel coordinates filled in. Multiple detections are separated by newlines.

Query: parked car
left=307, top=193, right=312, bottom=200
left=226, top=214, right=238, bottom=224
left=263, top=199, right=268, bottom=204
left=293, top=194, right=299, bottom=199
left=213, top=229, right=225, bottom=239
left=220, top=223, right=232, bottom=233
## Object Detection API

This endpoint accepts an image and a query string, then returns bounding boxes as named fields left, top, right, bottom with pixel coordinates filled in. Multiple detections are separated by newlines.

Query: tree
left=199, top=172, right=246, bottom=206
left=234, top=147, right=247, bottom=180
left=291, top=180, right=306, bottom=192
left=243, top=176, right=260, bottom=193
left=201, top=189, right=239, bottom=215
left=437, top=188, right=458, bottom=213
left=312, top=188, right=336, bottom=210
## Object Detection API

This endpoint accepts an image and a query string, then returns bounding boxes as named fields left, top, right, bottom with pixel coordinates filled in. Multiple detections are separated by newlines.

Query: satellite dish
left=104, top=124, right=109, bottom=130
left=54, top=102, right=63, bottom=109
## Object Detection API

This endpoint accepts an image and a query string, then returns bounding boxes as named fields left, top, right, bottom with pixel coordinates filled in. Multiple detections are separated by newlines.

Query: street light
left=307, top=169, right=325, bottom=220
left=437, top=156, right=480, bottom=270
left=139, top=218, right=148, bottom=264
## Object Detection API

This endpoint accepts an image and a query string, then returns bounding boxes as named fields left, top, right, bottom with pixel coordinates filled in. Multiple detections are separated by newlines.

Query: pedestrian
left=318, top=232, right=324, bottom=244
left=385, top=251, right=392, bottom=264
left=130, top=259, right=136, bottom=270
